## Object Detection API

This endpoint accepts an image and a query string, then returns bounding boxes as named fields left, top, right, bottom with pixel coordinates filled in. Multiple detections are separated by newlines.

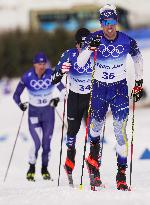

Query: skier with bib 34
left=53, top=28, right=92, bottom=186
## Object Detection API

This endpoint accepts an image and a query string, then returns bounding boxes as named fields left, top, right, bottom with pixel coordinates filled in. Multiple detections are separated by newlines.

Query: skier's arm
left=129, top=37, right=144, bottom=102
left=77, top=34, right=101, bottom=67
left=51, top=69, right=64, bottom=85
left=51, top=50, right=70, bottom=85
left=77, top=48, right=93, bottom=67
left=129, top=38, right=143, bottom=81
left=132, top=53, right=143, bottom=81
left=13, top=79, right=25, bottom=106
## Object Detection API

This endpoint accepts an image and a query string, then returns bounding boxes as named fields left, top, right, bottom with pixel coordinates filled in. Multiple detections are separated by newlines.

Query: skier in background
left=77, top=4, right=143, bottom=190
left=13, top=52, right=65, bottom=181
left=53, top=28, right=91, bottom=186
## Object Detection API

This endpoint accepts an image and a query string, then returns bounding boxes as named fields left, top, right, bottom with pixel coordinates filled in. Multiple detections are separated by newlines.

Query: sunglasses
left=101, top=19, right=117, bottom=27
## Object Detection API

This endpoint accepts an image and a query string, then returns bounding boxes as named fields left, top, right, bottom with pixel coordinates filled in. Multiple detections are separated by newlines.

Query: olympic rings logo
left=30, top=79, right=51, bottom=90
left=73, top=62, right=92, bottom=74
left=99, top=44, right=124, bottom=58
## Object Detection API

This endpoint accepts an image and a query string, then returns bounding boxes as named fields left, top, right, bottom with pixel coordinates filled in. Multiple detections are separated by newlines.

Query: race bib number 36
left=102, top=72, right=115, bottom=79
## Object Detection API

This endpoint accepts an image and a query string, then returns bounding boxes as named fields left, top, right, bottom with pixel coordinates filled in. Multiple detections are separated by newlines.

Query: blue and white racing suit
left=55, top=48, right=92, bottom=148
left=77, top=30, right=143, bottom=165
left=13, top=67, right=65, bottom=166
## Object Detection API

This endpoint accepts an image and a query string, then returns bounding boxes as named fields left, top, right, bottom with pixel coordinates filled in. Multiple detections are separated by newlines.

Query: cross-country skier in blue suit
left=77, top=4, right=144, bottom=190
left=13, top=52, right=65, bottom=181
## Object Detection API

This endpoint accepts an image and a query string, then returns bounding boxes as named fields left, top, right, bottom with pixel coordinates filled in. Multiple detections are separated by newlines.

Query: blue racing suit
left=77, top=30, right=143, bottom=166
left=13, top=67, right=65, bottom=167
left=54, top=47, right=92, bottom=172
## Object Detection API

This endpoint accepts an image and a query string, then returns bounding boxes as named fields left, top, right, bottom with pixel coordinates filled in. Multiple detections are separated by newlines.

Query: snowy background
left=0, top=45, right=150, bottom=205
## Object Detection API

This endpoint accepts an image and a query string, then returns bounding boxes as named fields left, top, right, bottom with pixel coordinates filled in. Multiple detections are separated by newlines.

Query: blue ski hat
left=99, top=4, right=118, bottom=23
left=33, top=52, right=47, bottom=64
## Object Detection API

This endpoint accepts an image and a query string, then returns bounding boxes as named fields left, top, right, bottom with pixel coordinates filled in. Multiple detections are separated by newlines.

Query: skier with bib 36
left=77, top=5, right=143, bottom=190
left=13, top=52, right=65, bottom=181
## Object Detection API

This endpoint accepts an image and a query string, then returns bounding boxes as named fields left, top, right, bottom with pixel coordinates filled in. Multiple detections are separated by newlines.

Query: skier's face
left=101, top=18, right=117, bottom=40
left=34, top=62, right=46, bottom=77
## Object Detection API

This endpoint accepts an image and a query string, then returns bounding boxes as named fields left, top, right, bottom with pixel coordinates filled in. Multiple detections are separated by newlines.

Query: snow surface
left=0, top=47, right=150, bottom=205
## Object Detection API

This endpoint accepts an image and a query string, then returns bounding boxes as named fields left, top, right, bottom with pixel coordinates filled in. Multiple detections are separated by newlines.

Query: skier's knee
left=35, top=141, right=41, bottom=152
left=67, top=125, right=79, bottom=137
left=114, top=119, right=128, bottom=146
left=66, top=135, right=76, bottom=148
left=42, top=145, right=50, bottom=154
left=116, top=143, right=128, bottom=159
left=89, top=118, right=103, bottom=139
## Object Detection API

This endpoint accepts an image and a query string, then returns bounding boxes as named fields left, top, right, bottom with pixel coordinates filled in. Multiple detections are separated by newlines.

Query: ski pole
left=129, top=98, right=136, bottom=189
left=4, top=111, right=25, bottom=182
left=58, top=74, right=68, bottom=186
left=55, top=107, right=68, bottom=129
left=80, top=50, right=97, bottom=189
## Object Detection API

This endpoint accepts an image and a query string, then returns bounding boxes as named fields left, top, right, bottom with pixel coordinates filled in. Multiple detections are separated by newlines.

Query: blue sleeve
left=55, top=50, right=70, bottom=71
left=51, top=50, right=71, bottom=85
left=56, top=82, right=65, bottom=91
left=13, top=78, right=25, bottom=106
left=129, top=37, right=140, bottom=56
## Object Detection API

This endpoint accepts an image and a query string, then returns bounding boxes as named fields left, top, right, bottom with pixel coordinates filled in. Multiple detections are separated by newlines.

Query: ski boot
left=64, top=164, right=74, bottom=187
left=86, top=140, right=102, bottom=190
left=86, top=157, right=102, bottom=191
left=64, top=147, right=76, bottom=187
left=116, top=164, right=129, bottom=191
left=26, top=164, right=35, bottom=181
left=41, top=166, right=51, bottom=180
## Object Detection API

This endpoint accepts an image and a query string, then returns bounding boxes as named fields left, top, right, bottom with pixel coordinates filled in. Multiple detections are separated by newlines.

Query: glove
left=19, top=102, right=27, bottom=111
left=89, top=35, right=102, bottom=51
left=61, top=62, right=71, bottom=74
left=50, top=97, right=60, bottom=107
left=131, top=79, right=143, bottom=102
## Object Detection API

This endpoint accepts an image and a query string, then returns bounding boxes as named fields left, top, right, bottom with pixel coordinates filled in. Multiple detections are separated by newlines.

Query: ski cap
left=99, top=4, right=118, bottom=23
left=33, top=52, right=47, bottom=64
left=75, top=28, right=90, bottom=44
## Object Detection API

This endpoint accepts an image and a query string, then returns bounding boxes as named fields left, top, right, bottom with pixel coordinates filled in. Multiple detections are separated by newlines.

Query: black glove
left=89, top=35, right=102, bottom=48
left=50, top=98, right=60, bottom=107
left=131, top=79, right=143, bottom=102
left=19, top=102, right=27, bottom=111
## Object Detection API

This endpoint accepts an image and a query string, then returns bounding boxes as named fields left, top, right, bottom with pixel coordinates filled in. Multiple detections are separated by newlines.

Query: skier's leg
left=41, top=106, right=55, bottom=180
left=27, top=106, right=42, bottom=180
left=86, top=80, right=109, bottom=186
left=110, top=80, right=129, bottom=190
left=65, top=91, right=84, bottom=174
left=82, top=93, right=90, bottom=125
left=63, top=91, right=84, bottom=186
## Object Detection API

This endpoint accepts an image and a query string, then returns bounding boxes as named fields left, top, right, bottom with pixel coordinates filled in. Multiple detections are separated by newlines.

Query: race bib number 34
left=79, top=84, right=91, bottom=92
